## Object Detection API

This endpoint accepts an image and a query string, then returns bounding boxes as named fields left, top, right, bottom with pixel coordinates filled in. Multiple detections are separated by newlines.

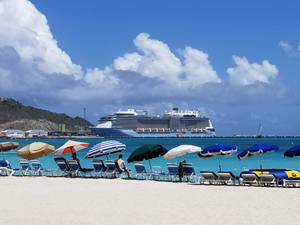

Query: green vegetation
left=0, top=98, right=93, bottom=132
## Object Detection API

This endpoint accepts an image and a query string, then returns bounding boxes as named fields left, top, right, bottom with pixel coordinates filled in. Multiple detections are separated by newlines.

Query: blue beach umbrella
left=284, top=145, right=300, bottom=158
left=237, top=144, right=279, bottom=170
left=85, top=140, right=126, bottom=159
left=198, top=144, right=237, bottom=171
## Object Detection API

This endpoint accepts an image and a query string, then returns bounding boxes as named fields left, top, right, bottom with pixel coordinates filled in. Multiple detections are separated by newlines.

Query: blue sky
left=0, top=0, right=300, bottom=135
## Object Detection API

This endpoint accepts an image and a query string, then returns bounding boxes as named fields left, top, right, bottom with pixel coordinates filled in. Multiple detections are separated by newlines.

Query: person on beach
left=115, top=154, right=130, bottom=178
left=72, top=152, right=83, bottom=170
left=178, top=160, right=186, bottom=182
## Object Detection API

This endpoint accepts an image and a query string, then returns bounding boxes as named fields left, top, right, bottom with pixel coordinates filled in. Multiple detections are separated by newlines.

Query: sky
left=0, top=0, right=300, bottom=135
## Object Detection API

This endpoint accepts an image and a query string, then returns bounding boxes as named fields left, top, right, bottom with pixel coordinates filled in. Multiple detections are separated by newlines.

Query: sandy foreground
left=0, top=177, right=299, bottom=225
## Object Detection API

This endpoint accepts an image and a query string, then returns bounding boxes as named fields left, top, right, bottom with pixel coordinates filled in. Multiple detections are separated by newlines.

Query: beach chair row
left=0, top=159, right=50, bottom=176
left=1, top=159, right=300, bottom=187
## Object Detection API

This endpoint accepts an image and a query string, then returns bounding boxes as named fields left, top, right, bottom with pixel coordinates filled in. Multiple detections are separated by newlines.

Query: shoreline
left=1, top=135, right=300, bottom=139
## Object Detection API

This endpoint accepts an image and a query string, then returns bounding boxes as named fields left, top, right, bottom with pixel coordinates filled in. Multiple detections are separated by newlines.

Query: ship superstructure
left=91, top=108, right=215, bottom=137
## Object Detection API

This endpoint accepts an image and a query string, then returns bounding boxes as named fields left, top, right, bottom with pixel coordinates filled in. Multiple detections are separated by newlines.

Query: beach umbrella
left=0, top=142, right=19, bottom=159
left=127, top=144, right=167, bottom=171
left=237, top=144, right=279, bottom=170
left=284, top=145, right=300, bottom=158
left=0, top=142, right=19, bottom=152
left=54, top=140, right=89, bottom=155
left=198, top=144, right=237, bottom=171
left=17, top=142, right=54, bottom=160
left=85, top=140, right=126, bottom=159
left=164, top=145, right=202, bottom=160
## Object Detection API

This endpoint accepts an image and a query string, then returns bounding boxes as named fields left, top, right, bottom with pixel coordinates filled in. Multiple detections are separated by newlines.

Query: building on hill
left=2, top=129, right=25, bottom=138
left=25, top=129, right=48, bottom=138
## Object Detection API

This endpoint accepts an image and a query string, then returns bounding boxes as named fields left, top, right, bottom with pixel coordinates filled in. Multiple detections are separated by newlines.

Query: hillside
left=0, top=98, right=93, bottom=132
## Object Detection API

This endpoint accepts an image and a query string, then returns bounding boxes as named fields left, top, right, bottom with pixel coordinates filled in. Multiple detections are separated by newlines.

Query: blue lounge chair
left=91, top=159, right=105, bottom=177
left=54, top=157, right=72, bottom=177
left=182, top=163, right=197, bottom=182
left=0, top=160, right=16, bottom=176
left=167, top=163, right=179, bottom=182
left=200, top=171, right=218, bottom=184
left=133, top=162, right=160, bottom=180
left=105, top=160, right=117, bottom=178
left=19, top=159, right=32, bottom=176
left=30, top=160, right=51, bottom=176
left=67, top=159, right=84, bottom=177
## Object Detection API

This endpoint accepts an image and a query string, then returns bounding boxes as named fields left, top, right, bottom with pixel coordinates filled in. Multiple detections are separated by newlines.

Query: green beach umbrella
left=127, top=144, right=167, bottom=171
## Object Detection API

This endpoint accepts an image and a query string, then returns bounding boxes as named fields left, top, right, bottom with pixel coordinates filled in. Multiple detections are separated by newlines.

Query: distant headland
left=0, top=98, right=93, bottom=134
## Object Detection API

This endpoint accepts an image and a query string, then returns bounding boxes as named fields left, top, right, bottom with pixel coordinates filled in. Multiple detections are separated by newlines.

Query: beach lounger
left=133, top=162, right=157, bottom=180
left=67, top=160, right=93, bottom=177
left=54, top=157, right=72, bottom=177
left=0, top=160, right=16, bottom=176
left=30, top=160, right=52, bottom=176
left=67, top=160, right=83, bottom=177
left=200, top=171, right=218, bottom=184
left=91, top=159, right=105, bottom=177
left=259, top=174, right=276, bottom=186
left=167, top=163, right=179, bottom=182
left=104, top=160, right=117, bottom=178
left=240, top=173, right=259, bottom=186
left=182, top=163, right=197, bottom=183
left=284, top=179, right=300, bottom=187
left=19, top=159, right=32, bottom=176
left=216, top=171, right=237, bottom=185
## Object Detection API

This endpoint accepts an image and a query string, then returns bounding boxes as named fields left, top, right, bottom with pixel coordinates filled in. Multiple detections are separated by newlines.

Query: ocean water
left=1, top=137, right=300, bottom=175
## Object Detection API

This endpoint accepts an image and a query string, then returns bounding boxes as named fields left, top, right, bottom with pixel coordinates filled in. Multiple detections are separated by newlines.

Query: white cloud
left=182, top=46, right=221, bottom=86
left=227, top=56, right=278, bottom=86
left=278, top=41, right=300, bottom=56
left=114, top=33, right=220, bottom=87
left=114, top=33, right=183, bottom=85
left=278, top=41, right=292, bottom=53
left=0, top=0, right=82, bottom=78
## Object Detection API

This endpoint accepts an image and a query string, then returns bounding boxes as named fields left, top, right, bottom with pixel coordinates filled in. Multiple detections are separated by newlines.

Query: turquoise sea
left=2, top=137, right=300, bottom=175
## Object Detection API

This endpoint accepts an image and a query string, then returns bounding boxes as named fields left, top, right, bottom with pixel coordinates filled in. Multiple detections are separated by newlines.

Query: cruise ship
left=91, top=108, right=216, bottom=137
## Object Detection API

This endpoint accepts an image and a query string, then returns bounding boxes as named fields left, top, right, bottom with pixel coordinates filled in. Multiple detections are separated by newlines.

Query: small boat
left=257, top=122, right=263, bottom=138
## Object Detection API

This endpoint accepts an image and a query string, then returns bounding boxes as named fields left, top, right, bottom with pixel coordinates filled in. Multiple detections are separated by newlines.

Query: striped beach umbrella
left=198, top=144, right=237, bottom=171
left=237, top=144, right=279, bottom=170
left=54, top=140, right=89, bottom=155
left=85, top=140, right=126, bottom=159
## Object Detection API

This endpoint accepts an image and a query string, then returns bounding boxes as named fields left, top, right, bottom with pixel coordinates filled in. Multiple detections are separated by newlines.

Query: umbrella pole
left=148, top=159, right=152, bottom=172
left=217, top=156, right=221, bottom=172
left=259, top=154, right=263, bottom=171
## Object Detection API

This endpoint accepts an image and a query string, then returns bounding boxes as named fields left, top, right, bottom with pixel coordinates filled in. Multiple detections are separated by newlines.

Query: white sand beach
left=0, top=177, right=299, bottom=225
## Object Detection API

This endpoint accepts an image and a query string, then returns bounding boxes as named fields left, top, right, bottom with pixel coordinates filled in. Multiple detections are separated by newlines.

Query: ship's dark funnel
left=173, top=107, right=179, bottom=112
